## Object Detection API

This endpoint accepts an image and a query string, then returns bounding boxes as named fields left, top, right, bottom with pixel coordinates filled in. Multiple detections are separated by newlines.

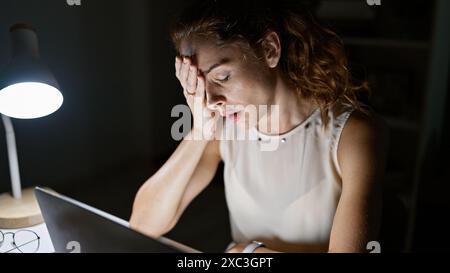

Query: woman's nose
left=206, top=94, right=226, bottom=112
left=206, top=86, right=226, bottom=111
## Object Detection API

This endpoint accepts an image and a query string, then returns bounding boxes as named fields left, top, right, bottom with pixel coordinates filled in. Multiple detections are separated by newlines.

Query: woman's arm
left=130, top=56, right=223, bottom=238
left=129, top=135, right=221, bottom=238
left=226, top=242, right=328, bottom=253
left=328, top=111, right=388, bottom=253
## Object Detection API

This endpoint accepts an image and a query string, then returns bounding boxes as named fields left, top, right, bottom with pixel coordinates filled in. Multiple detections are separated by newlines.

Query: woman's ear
left=262, top=31, right=281, bottom=68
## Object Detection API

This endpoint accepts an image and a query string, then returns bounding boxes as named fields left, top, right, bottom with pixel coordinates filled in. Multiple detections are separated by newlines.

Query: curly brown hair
left=170, top=0, right=369, bottom=125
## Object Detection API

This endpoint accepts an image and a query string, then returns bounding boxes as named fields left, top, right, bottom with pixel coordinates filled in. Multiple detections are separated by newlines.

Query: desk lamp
left=0, top=23, right=63, bottom=229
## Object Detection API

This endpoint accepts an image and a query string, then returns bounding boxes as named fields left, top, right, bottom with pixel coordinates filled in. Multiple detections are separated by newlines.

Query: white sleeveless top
left=219, top=102, right=355, bottom=247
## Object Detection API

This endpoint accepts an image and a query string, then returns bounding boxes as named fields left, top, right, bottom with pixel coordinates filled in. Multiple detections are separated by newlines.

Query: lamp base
left=0, top=187, right=44, bottom=229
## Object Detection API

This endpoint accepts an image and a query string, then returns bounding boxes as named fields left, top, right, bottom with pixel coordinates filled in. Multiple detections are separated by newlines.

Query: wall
left=0, top=0, right=183, bottom=194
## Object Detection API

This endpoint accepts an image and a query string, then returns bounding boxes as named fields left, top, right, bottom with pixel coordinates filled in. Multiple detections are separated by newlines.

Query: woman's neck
left=257, top=78, right=318, bottom=136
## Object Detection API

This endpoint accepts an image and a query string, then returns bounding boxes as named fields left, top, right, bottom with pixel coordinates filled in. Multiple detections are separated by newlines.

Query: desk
left=0, top=223, right=54, bottom=253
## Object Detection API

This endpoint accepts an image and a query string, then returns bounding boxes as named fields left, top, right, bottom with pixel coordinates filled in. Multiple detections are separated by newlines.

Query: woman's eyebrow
left=201, top=58, right=230, bottom=76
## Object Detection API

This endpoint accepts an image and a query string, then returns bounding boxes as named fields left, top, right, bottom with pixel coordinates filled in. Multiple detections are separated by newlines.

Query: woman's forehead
left=179, top=39, right=245, bottom=70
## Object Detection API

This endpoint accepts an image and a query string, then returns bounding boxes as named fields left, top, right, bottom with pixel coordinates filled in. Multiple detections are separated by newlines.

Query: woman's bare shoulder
left=346, top=109, right=388, bottom=140
left=338, top=108, right=390, bottom=162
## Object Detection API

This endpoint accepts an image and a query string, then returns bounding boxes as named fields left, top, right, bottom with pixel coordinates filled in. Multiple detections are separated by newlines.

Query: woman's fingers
left=175, top=56, right=182, bottom=79
left=196, top=75, right=206, bottom=100
left=175, top=56, right=204, bottom=101
left=187, top=66, right=198, bottom=94
left=179, top=57, right=191, bottom=89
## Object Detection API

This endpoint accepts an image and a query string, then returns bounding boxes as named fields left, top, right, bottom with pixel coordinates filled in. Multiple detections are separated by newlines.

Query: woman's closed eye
left=216, top=74, right=230, bottom=83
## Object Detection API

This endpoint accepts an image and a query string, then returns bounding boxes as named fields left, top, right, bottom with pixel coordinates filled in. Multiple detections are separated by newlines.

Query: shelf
left=383, top=171, right=413, bottom=208
left=316, top=0, right=376, bottom=21
left=382, top=115, right=420, bottom=132
left=343, top=37, right=430, bottom=50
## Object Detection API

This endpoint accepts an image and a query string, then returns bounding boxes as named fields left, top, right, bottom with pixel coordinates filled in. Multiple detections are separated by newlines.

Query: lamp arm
left=1, top=114, right=22, bottom=199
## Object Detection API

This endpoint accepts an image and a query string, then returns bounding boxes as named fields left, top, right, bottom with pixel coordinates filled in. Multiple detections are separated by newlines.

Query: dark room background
left=0, top=0, right=449, bottom=252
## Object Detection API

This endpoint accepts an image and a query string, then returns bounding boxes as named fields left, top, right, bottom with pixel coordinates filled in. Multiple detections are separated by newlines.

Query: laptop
left=34, top=187, right=201, bottom=253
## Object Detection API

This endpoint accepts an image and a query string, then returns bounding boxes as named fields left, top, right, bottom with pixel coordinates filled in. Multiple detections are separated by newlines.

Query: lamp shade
left=0, top=23, right=63, bottom=119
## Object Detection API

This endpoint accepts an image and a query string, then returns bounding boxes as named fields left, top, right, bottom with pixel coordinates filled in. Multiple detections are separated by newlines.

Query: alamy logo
left=66, top=241, right=81, bottom=253
left=367, top=241, right=381, bottom=253
left=367, top=0, right=381, bottom=6
left=67, top=0, right=81, bottom=6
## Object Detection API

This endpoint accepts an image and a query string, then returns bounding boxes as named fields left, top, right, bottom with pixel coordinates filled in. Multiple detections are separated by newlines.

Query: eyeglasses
left=0, top=229, right=40, bottom=253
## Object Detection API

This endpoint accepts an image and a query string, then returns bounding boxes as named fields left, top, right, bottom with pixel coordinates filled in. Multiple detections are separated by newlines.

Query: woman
left=130, top=0, right=389, bottom=253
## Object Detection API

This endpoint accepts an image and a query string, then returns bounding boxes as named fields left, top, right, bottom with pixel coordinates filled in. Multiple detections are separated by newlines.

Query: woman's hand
left=175, top=56, right=220, bottom=140
left=225, top=242, right=280, bottom=253
left=226, top=243, right=246, bottom=253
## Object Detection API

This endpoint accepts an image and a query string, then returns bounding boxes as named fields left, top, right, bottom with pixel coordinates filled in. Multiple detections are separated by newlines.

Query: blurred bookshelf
left=310, top=0, right=449, bottom=252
